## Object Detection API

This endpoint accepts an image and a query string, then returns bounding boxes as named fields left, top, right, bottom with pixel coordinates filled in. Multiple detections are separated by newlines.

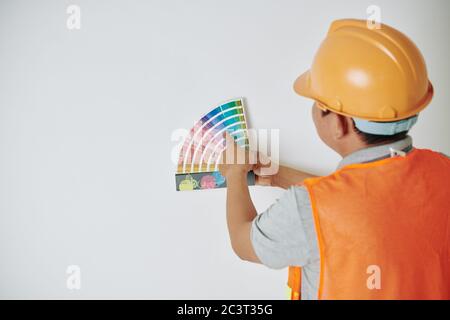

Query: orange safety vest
left=287, top=148, right=450, bottom=300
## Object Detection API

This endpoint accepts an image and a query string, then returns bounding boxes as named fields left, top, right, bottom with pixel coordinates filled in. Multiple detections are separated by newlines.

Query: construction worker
left=219, top=19, right=450, bottom=300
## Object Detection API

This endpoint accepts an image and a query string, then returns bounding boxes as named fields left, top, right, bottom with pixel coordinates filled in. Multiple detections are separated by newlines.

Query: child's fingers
left=225, top=131, right=235, bottom=147
left=254, top=153, right=272, bottom=176
left=257, top=152, right=271, bottom=167
left=255, top=174, right=272, bottom=187
left=223, top=132, right=236, bottom=164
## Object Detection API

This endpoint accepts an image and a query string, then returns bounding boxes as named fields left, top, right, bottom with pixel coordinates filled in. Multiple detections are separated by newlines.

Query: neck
left=336, top=138, right=368, bottom=158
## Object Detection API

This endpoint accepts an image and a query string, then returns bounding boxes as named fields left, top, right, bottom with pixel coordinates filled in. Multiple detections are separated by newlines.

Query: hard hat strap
left=353, top=116, right=418, bottom=136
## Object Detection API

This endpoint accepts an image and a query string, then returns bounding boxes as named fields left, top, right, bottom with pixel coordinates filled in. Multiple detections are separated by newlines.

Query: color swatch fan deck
left=175, top=98, right=255, bottom=191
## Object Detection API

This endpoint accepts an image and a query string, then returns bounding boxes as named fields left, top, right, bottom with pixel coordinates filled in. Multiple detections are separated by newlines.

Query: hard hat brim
left=293, top=71, right=314, bottom=99
left=293, top=70, right=331, bottom=109
left=294, top=70, right=434, bottom=122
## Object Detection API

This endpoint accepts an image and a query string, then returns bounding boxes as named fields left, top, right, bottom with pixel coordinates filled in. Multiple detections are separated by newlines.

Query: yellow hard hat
left=294, top=19, right=433, bottom=122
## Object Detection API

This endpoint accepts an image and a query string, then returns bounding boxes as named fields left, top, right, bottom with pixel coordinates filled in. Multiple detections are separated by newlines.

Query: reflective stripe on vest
left=287, top=149, right=450, bottom=300
left=287, top=266, right=302, bottom=300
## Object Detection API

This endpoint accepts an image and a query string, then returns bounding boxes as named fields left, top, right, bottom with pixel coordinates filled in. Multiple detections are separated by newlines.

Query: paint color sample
left=175, top=98, right=254, bottom=191
left=175, top=171, right=255, bottom=191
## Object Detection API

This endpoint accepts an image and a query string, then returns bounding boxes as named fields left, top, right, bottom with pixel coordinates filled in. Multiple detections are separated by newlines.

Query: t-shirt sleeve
left=250, top=185, right=319, bottom=270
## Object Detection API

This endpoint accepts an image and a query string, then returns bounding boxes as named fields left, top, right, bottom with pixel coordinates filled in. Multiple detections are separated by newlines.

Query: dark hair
left=321, top=109, right=409, bottom=145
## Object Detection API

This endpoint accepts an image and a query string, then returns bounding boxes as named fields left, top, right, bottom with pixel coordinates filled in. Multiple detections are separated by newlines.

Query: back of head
left=293, top=19, right=433, bottom=147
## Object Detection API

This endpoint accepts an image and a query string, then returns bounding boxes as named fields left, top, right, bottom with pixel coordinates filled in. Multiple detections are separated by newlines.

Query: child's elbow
left=230, top=240, right=258, bottom=263
left=230, top=241, right=248, bottom=261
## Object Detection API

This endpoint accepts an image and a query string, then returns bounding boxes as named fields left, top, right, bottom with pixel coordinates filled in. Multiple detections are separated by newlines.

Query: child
left=219, top=19, right=450, bottom=300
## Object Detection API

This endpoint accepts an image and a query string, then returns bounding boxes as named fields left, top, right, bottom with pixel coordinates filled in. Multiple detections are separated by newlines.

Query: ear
left=331, top=113, right=350, bottom=140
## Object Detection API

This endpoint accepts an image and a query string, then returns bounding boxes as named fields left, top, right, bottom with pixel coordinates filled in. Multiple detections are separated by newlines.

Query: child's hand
left=253, top=153, right=276, bottom=186
left=218, top=133, right=254, bottom=179
left=219, top=132, right=277, bottom=186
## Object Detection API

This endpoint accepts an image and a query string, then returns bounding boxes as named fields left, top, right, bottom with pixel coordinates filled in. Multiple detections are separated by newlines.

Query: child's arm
left=254, top=153, right=317, bottom=189
left=267, top=165, right=317, bottom=189
left=219, top=134, right=317, bottom=263
left=252, top=149, right=318, bottom=188
left=219, top=133, right=260, bottom=263
left=225, top=170, right=260, bottom=263
left=222, top=165, right=317, bottom=264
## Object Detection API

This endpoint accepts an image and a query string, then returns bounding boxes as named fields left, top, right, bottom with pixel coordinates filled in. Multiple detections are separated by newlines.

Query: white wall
left=0, top=0, right=449, bottom=299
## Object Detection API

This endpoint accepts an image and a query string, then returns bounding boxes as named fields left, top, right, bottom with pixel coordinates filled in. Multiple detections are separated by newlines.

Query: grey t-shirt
left=250, top=136, right=416, bottom=300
